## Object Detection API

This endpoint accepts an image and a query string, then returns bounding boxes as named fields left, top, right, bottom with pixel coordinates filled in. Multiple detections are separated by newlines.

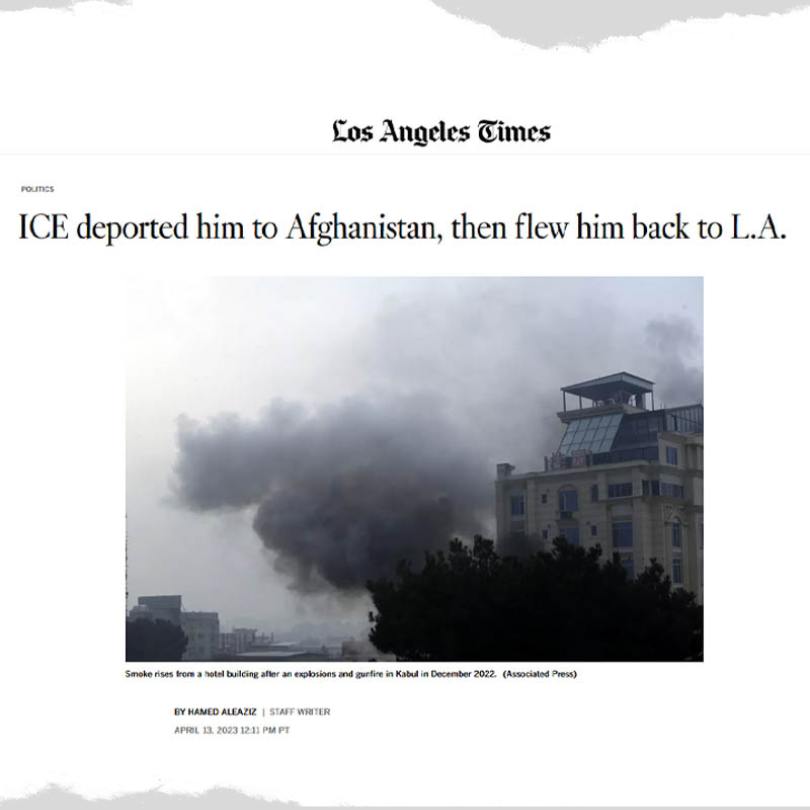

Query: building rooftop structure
left=561, top=371, right=655, bottom=411
left=517, top=373, right=704, bottom=475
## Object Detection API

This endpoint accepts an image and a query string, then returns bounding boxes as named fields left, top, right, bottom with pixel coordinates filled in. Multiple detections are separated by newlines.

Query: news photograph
left=126, top=276, right=703, bottom=664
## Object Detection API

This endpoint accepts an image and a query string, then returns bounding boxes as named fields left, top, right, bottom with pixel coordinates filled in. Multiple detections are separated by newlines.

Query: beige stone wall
left=495, top=439, right=703, bottom=601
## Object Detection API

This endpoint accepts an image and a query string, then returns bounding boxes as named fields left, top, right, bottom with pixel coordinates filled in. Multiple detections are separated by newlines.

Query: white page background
left=1, top=2, right=808, bottom=806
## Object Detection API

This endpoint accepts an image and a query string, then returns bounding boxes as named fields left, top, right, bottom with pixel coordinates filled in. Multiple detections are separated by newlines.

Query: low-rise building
left=127, top=594, right=220, bottom=660
left=219, top=627, right=260, bottom=656
left=181, top=611, right=220, bottom=661
left=133, top=595, right=182, bottom=625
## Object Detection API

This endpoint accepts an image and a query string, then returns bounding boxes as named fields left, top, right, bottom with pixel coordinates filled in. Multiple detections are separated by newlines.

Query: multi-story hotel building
left=495, top=372, right=703, bottom=601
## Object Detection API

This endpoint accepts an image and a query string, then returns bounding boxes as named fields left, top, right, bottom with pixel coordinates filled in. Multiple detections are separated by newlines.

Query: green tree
left=367, top=537, right=702, bottom=661
left=126, top=618, right=188, bottom=662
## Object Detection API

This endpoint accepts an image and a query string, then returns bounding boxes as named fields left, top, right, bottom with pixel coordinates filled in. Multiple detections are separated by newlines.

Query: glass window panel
left=559, top=413, right=623, bottom=456
left=612, top=521, right=633, bottom=548
left=672, top=521, right=682, bottom=547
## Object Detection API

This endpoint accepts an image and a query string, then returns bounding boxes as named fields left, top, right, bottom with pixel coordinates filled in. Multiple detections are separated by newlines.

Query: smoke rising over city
left=173, top=396, right=491, bottom=591
left=162, top=278, right=703, bottom=599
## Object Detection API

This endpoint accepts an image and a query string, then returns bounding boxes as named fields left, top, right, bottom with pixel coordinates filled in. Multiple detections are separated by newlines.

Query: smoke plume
left=173, top=395, right=491, bottom=592
left=168, top=280, right=703, bottom=597
left=644, top=317, right=703, bottom=408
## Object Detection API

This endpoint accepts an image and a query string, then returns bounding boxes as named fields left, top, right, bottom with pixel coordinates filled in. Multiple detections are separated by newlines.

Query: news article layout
left=4, top=147, right=805, bottom=806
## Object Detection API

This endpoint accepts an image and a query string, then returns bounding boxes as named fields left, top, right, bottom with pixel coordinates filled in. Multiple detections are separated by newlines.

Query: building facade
left=180, top=612, right=220, bottom=661
left=495, top=372, right=703, bottom=602
left=133, top=594, right=182, bottom=625
left=219, top=627, right=259, bottom=656
left=127, top=595, right=220, bottom=660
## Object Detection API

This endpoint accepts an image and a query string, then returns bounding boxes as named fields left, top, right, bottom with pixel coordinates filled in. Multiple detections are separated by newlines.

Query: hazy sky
left=126, top=277, right=703, bottom=634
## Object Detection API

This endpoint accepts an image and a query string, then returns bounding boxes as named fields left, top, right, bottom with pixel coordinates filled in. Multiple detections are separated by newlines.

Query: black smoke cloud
left=170, top=280, right=703, bottom=596
left=173, top=395, right=491, bottom=592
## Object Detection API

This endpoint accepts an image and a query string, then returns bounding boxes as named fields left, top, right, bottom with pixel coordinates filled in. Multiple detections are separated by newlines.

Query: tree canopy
left=126, top=618, right=189, bottom=662
left=367, top=537, right=702, bottom=662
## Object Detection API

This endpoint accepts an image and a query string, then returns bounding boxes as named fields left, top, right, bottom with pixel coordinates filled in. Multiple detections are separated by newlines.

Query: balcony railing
left=545, top=445, right=660, bottom=472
